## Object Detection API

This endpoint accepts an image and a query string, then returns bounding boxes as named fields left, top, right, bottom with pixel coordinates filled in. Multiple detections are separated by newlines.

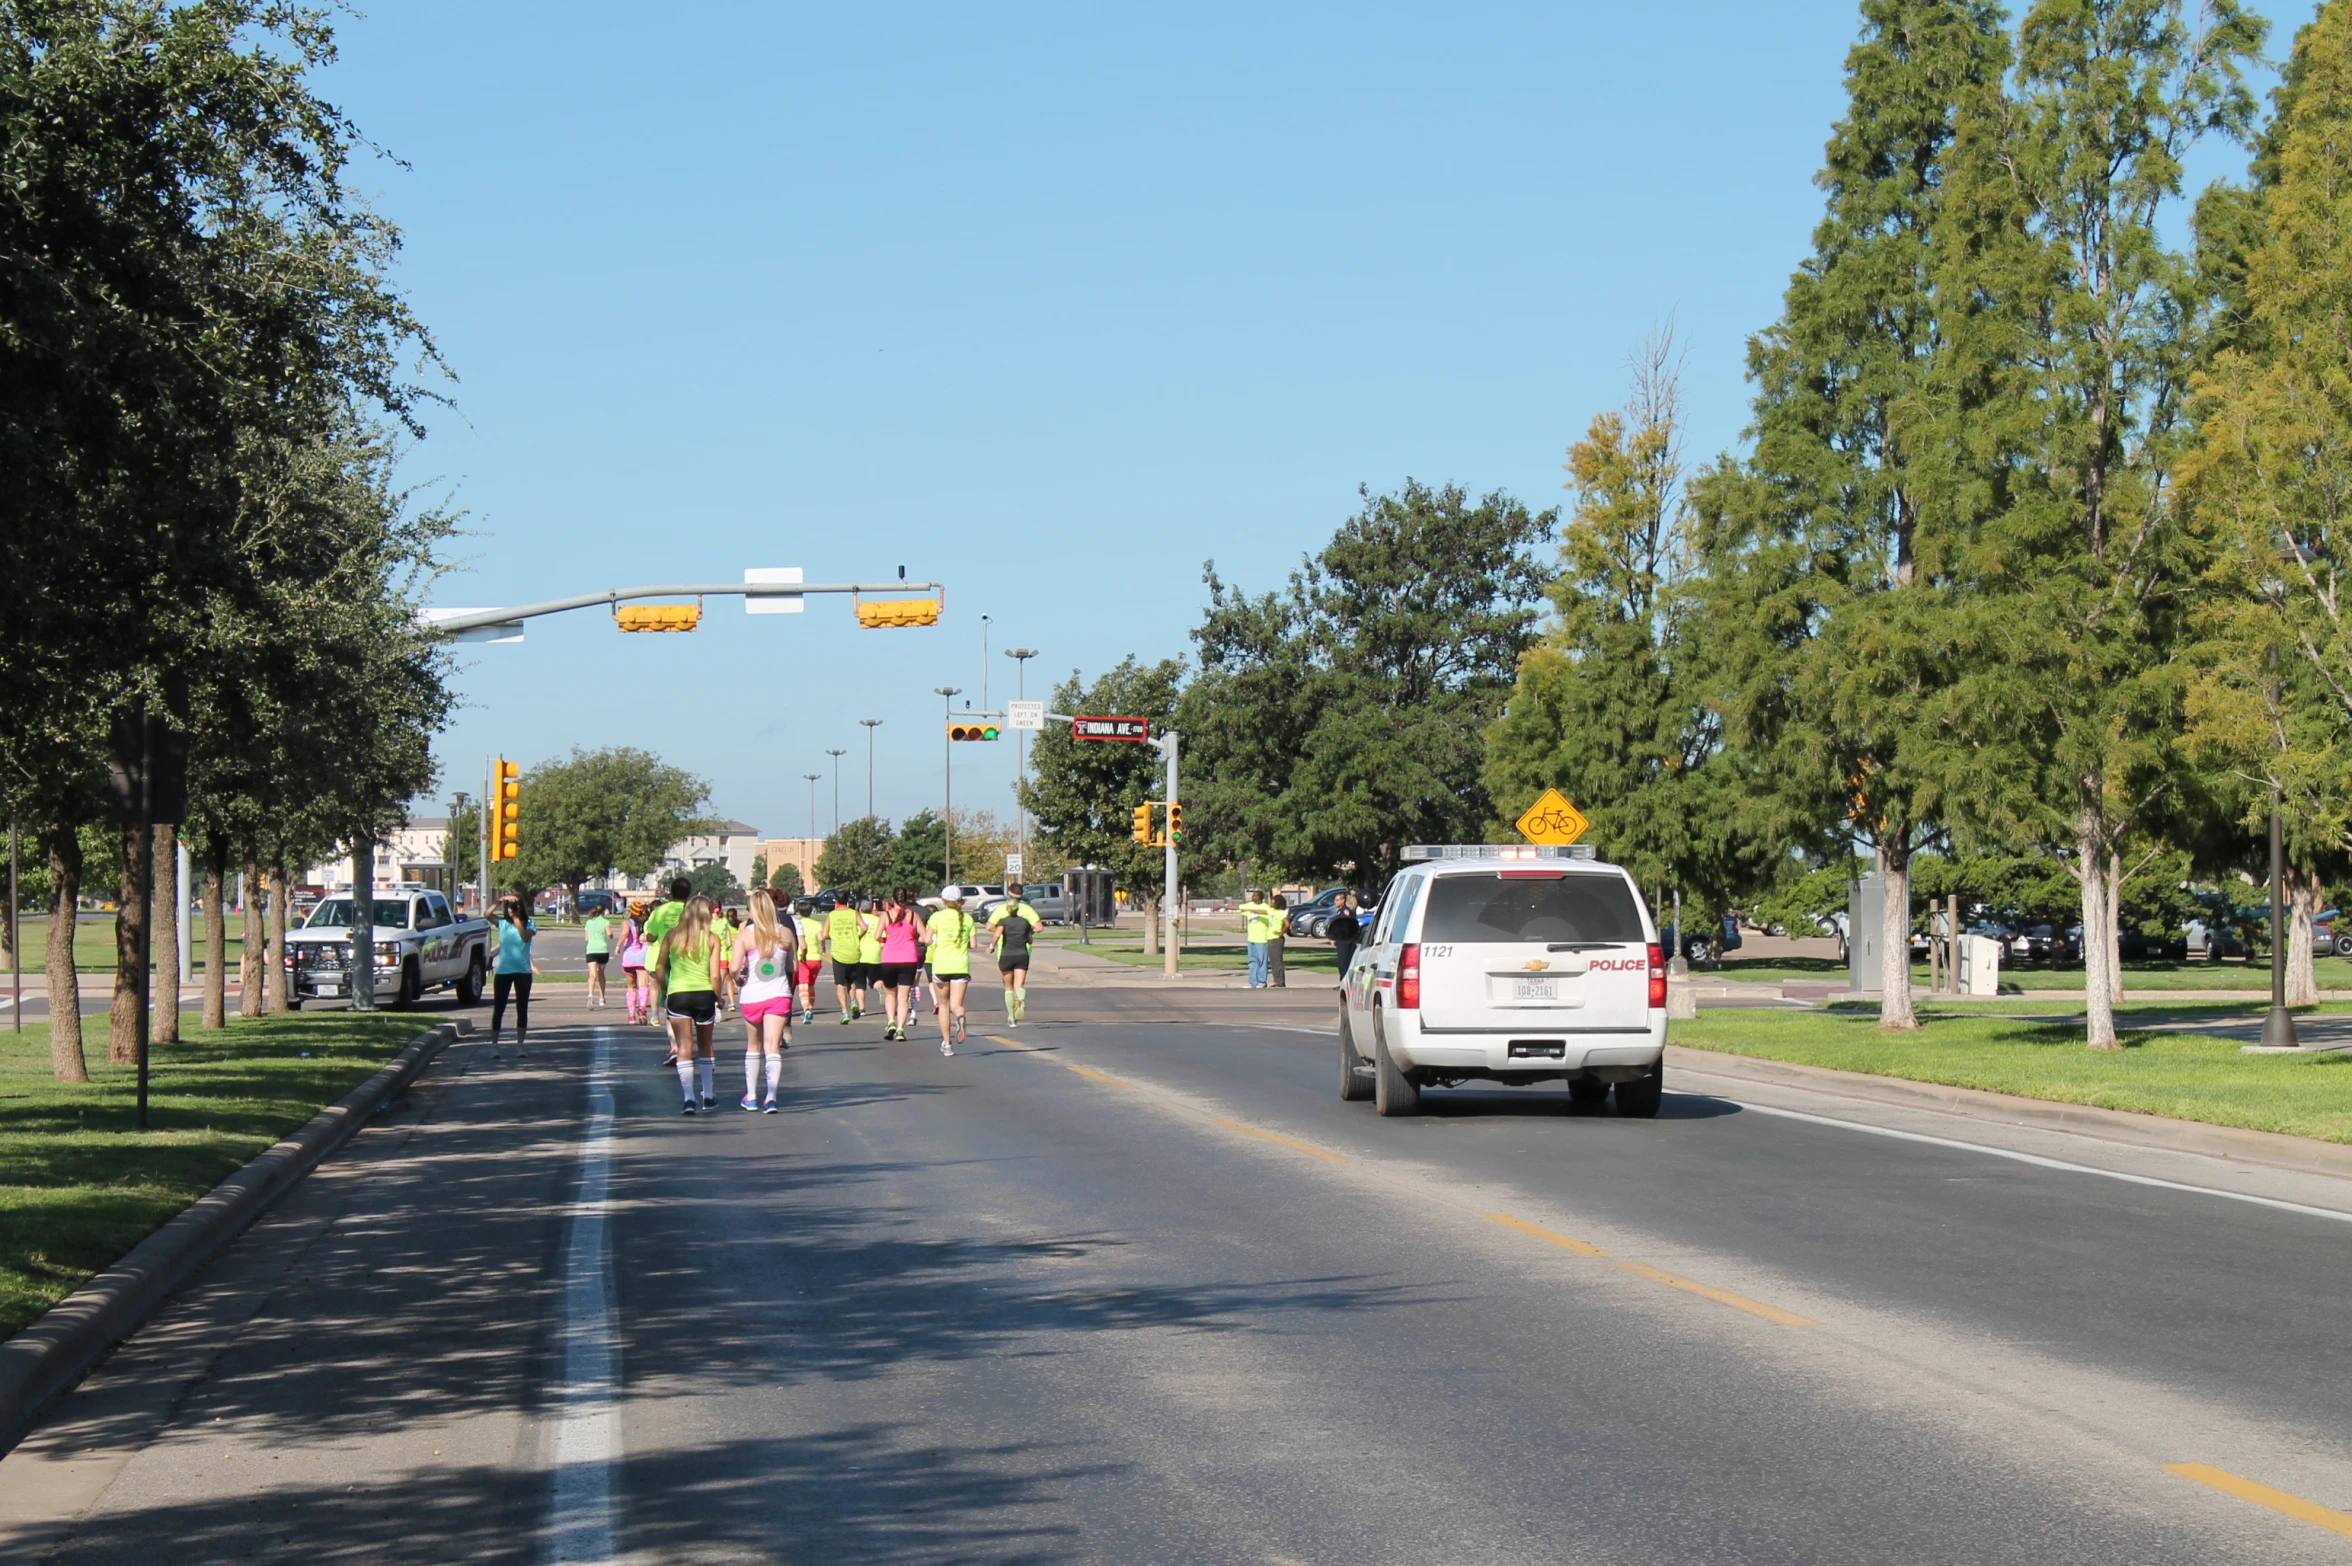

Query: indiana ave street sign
left=1072, top=715, right=1151, bottom=742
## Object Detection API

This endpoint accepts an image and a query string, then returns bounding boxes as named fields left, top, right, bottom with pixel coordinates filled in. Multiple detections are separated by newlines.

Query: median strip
left=2165, top=1463, right=2352, bottom=1538
left=1485, top=1213, right=1816, bottom=1325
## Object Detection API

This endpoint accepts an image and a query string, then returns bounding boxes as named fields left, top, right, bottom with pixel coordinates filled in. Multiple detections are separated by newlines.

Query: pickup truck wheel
left=1373, top=1014, right=1420, bottom=1117
left=285, top=997, right=303, bottom=1012
left=1566, top=1077, right=1611, bottom=1113
left=456, top=953, right=485, bottom=1006
left=392, top=959, right=420, bottom=1010
left=1614, top=1068, right=1664, bottom=1119
left=1338, top=1007, right=1373, bottom=1102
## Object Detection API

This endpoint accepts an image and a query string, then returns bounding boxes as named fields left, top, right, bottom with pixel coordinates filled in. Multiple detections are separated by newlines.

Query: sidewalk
left=1030, top=941, right=1339, bottom=991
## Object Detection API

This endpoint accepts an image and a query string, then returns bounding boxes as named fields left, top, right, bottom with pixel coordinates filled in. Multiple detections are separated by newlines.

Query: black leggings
left=493, top=972, right=533, bottom=1037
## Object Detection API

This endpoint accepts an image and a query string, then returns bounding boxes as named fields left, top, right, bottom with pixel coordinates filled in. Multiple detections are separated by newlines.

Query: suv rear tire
left=1615, top=1068, right=1663, bottom=1119
left=1339, top=1010, right=1372, bottom=1102
left=1373, top=1016, right=1420, bottom=1117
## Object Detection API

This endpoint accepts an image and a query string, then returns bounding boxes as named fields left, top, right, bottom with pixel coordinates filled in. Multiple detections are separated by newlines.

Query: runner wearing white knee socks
left=733, top=890, right=798, bottom=1112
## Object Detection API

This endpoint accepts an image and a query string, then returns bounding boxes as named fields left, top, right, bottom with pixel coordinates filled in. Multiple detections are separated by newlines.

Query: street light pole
left=980, top=615, right=991, bottom=712
left=2263, top=776, right=2300, bottom=1048
left=826, top=750, right=847, bottom=833
left=935, top=686, right=962, bottom=884
left=1006, top=648, right=1036, bottom=867
left=860, top=719, right=883, bottom=820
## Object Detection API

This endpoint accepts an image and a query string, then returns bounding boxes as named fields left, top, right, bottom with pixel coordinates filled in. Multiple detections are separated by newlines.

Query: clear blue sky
left=321, top=1, right=2264, bottom=841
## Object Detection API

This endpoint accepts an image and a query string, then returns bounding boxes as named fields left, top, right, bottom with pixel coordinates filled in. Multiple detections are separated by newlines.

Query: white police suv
left=1338, top=844, right=1666, bottom=1117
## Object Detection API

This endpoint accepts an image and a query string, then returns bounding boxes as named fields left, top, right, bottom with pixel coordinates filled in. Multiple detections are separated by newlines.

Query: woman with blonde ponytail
left=732, top=890, right=799, bottom=1112
left=650, top=896, right=723, bottom=1113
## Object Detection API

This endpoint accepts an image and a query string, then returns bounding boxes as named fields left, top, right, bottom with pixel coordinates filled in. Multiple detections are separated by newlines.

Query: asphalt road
left=7, top=976, right=2352, bottom=1563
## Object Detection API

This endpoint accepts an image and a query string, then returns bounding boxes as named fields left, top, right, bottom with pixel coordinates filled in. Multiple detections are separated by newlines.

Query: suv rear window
left=1420, top=873, right=1643, bottom=944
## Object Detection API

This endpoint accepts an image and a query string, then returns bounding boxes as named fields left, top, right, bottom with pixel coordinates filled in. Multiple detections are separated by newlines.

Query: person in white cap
left=926, top=885, right=977, bottom=1054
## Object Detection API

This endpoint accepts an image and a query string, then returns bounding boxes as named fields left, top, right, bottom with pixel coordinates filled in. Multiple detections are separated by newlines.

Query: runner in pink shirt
left=874, top=889, right=926, bottom=1041
left=731, top=890, right=799, bottom=1113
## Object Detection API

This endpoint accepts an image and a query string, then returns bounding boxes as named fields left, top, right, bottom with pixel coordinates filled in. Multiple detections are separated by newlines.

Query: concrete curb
left=0, top=1018, right=471, bottom=1457
left=1666, top=1043, right=2352, bottom=1180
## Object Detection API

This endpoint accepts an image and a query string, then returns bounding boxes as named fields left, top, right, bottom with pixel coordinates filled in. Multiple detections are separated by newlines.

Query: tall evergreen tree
left=1705, top=0, right=2010, bottom=1027
left=1935, top=0, right=2263, bottom=1047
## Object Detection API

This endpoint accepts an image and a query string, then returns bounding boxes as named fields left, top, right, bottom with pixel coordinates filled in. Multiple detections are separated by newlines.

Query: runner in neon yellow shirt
left=927, top=888, right=977, bottom=1055
left=825, top=900, right=868, bottom=1022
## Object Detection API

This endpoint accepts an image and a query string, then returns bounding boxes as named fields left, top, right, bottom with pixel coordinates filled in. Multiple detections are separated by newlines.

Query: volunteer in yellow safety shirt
left=927, top=887, right=977, bottom=1056
left=1236, top=893, right=1284, bottom=989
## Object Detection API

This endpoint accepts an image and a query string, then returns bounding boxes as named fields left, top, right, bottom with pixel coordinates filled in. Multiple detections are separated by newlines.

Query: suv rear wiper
left=1547, top=941, right=1626, bottom=952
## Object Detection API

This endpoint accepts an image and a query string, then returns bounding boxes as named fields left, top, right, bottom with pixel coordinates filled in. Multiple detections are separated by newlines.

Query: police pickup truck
left=283, top=886, right=492, bottom=1009
left=1339, top=844, right=1667, bottom=1118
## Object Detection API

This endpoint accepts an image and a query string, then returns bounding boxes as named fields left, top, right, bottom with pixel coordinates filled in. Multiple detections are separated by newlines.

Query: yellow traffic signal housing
left=490, top=759, right=522, bottom=861
left=947, top=722, right=1001, bottom=741
left=856, top=597, right=942, bottom=629
left=616, top=604, right=702, bottom=633
left=1166, top=801, right=1183, bottom=841
left=1131, top=803, right=1154, bottom=843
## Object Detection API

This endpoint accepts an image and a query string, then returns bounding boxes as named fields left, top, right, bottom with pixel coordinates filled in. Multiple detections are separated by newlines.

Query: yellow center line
left=1486, top=1213, right=1608, bottom=1255
left=2166, top=1464, right=2352, bottom=1538
left=985, top=1034, right=1033, bottom=1051
left=1212, top=1120, right=1348, bottom=1163
left=1486, top=1213, right=1815, bottom=1325
left=1610, top=1260, right=1818, bottom=1326
left=1064, top=1064, right=1138, bottom=1090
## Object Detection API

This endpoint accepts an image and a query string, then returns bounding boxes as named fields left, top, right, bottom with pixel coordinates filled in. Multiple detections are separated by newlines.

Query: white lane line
left=547, top=1028, right=620, bottom=1563
left=1727, top=1097, right=2352, bottom=1226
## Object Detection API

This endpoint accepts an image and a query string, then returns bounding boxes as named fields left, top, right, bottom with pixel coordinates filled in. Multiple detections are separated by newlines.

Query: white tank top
left=738, top=929, right=797, bottom=1004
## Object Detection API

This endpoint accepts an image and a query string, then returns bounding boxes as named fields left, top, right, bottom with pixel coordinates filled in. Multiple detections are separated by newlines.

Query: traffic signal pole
left=1162, top=729, right=1178, bottom=980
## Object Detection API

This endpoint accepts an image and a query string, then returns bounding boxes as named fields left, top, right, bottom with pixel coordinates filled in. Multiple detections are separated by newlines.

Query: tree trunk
left=48, top=823, right=88, bottom=1083
left=2079, top=821, right=2119, bottom=1049
left=2287, top=863, right=2324, bottom=1008
left=1879, top=840, right=1919, bottom=1031
left=264, top=860, right=289, bottom=1014
left=153, top=822, right=180, bottom=1044
left=1141, top=893, right=1159, bottom=956
left=202, top=844, right=227, bottom=1030
left=2106, top=849, right=2125, bottom=1009
left=109, top=823, right=149, bottom=1066
left=239, top=853, right=265, bottom=1017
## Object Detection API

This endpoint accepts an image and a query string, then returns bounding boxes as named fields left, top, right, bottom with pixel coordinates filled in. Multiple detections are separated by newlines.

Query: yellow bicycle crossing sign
left=1514, top=788, right=1590, bottom=846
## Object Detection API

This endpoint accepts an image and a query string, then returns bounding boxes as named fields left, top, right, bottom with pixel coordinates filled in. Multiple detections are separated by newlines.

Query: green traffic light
left=982, top=725, right=1000, bottom=740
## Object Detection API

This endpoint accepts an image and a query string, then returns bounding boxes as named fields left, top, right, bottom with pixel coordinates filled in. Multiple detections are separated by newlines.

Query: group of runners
left=580, top=879, right=1042, bottom=1114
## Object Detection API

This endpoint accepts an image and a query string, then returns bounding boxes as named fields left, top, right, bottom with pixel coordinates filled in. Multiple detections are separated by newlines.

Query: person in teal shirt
left=490, top=895, right=539, bottom=1046
left=582, top=907, right=614, bottom=1010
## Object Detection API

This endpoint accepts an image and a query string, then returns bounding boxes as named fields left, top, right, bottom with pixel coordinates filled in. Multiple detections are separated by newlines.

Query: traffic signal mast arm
left=424, top=579, right=945, bottom=638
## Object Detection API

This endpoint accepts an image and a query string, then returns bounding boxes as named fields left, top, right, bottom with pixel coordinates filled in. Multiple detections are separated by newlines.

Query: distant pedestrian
left=1327, top=892, right=1362, bottom=980
left=620, top=902, right=651, bottom=1024
left=1237, top=891, right=1283, bottom=989
left=582, top=904, right=613, bottom=1009
left=989, top=883, right=1041, bottom=1025
left=792, top=899, right=825, bottom=1021
left=489, top=895, right=538, bottom=1047
left=874, top=889, right=925, bottom=1041
left=825, top=895, right=868, bottom=1022
left=644, top=875, right=692, bottom=1045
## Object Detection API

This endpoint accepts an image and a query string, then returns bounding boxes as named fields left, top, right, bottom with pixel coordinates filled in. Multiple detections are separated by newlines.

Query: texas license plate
left=1514, top=977, right=1558, bottom=1002
left=315, top=979, right=342, bottom=995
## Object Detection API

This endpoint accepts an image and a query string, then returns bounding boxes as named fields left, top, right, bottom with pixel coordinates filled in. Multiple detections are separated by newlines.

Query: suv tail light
left=1398, top=943, right=1421, bottom=1010
left=1647, top=943, right=1666, bottom=1008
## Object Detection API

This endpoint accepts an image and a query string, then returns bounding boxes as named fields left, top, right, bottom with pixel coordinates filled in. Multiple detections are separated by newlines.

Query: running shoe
left=940, top=1038, right=954, bottom=1057
left=839, top=1011, right=852, bottom=1026
left=762, top=1098, right=779, bottom=1114
left=682, top=1101, right=697, bottom=1115
left=701, top=1094, right=717, bottom=1109
left=740, top=1095, right=759, bottom=1112
left=952, top=1015, right=967, bottom=1047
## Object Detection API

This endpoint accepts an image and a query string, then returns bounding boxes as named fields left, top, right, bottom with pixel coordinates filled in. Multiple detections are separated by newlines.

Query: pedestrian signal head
left=946, top=722, right=1000, bottom=741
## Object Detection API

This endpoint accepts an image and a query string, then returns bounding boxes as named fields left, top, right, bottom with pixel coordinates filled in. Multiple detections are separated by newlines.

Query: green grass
left=1692, top=954, right=2352, bottom=991
left=0, top=1012, right=429, bottom=1339
left=10, top=915, right=250, bottom=975
left=1674, top=1006, right=2352, bottom=1143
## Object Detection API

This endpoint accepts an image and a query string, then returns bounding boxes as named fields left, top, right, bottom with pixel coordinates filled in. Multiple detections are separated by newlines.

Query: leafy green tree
left=1934, top=0, right=2264, bottom=1046
left=768, top=861, right=805, bottom=898
left=501, top=747, right=710, bottom=909
left=816, top=817, right=896, bottom=899
left=1702, top=0, right=2010, bottom=1025
left=2180, top=0, right=2352, bottom=1005
left=892, top=810, right=947, bottom=891
left=1183, top=480, right=1553, bottom=884
left=1488, top=332, right=1775, bottom=939
left=1022, top=659, right=1184, bottom=947
left=685, top=862, right=742, bottom=903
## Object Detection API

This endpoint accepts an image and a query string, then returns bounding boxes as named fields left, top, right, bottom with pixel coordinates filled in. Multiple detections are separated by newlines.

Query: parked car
left=2117, top=927, right=2189, bottom=962
left=1682, top=916, right=1743, bottom=962
left=284, top=886, right=492, bottom=1009
left=1284, top=889, right=1357, bottom=938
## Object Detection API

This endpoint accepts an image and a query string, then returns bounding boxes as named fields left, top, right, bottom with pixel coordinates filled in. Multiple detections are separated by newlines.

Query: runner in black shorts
left=988, top=883, right=1041, bottom=1027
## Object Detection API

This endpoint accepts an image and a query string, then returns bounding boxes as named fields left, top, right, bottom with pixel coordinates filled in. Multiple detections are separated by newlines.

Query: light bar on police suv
left=1402, top=844, right=1596, bottom=862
